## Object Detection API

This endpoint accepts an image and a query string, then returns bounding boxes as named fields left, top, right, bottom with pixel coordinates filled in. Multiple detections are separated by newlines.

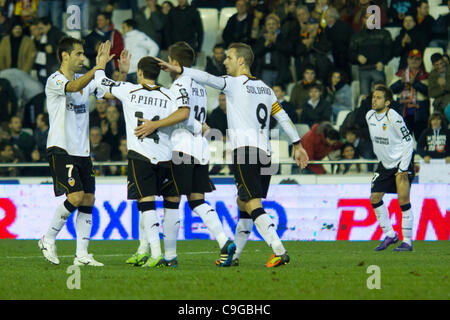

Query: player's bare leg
left=161, top=195, right=181, bottom=266
left=394, top=172, right=413, bottom=251
left=232, top=198, right=253, bottom=265
left=39, top=191, right=84, bottom=265
left=371, top=192, right=399, bottom=251
left=246, top=198, right=289, bottom=267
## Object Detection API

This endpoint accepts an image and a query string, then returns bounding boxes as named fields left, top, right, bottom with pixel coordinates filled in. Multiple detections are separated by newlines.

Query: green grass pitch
left=0, top=240, right=449, bottom=300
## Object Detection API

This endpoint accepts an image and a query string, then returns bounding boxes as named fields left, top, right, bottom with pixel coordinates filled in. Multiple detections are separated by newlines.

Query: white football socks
left=45, top=202, right=72, bottom=244
left=137, top=212, right=149, bottom=255
left=373, top=202, right=396, bottom=238
left=193, top=203, right=228, bottom=249
left=253, top=212, right=285, bottom=256
left=163, top=207, right=180, bottom=260
left=142, top=210, right=162, bottom=259
left=75, top=211, right=92, bottom=257
left=233, top=218, right=253, bottom=260
left=401, top=207, right=413, bottom=245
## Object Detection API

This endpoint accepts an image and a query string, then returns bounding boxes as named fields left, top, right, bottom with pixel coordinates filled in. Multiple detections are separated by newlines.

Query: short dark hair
left=57, top=37, right=84, bottom=63
left=343, top=125, right=360, bottom=137
left=302, top=64, right=316, bottom=74
left=308, top=83, right=323, bottom=92
left=373, top=85, right=394, bottom=104
left=431, top=53, right=443, bottom=65
left=324, top=125, right=340, bottom=140
left=38, top=113, right=49, bottom=127
left=38, top=16, right=52, bottom=26
left=97, top=11, right=111, bottom=21
left=229, top=42, right=254, bottom=67
left=137, top=56, right=161, bottom=80
left=123, top=19, right=137, bottom=29
left=428, top=112, right=447, bottom=128
left=273, top=83, right=286, bottom=92
left=168, top=41, right=195, bottom=67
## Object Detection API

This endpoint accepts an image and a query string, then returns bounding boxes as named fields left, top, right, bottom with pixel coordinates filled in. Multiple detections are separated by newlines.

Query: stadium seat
left=219, top=7, right=237, bottom=33
left=350, top=81, right=360, bottom=110
left=428, top=0, right=443, bottom=8
left=384, top=27, right=401, bottom=40
left=336, top=110, right=351, bottom=128
left=66, top=30, right=81, bottom=39
left=205, top=86, right=221, bottom=113
left=199, top=8, right=219, bottom=57
left=424, top=47, right=444, bottom=73
left=112, top=9, right=132, bottom=33
left=270, top=139, right=291, bottom=174
left=295, top=124, right=310, bottom=138
left=385, top=57, right=400, bottom=85
left=429, top=5, right=448, bottom=19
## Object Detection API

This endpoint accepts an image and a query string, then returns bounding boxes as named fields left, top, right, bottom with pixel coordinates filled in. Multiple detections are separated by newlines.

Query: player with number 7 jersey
left=156, top=42, right=309, bottom=267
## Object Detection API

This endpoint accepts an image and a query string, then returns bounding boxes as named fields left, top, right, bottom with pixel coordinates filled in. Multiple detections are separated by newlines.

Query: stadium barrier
left=0, top=183, right=448, bottom=241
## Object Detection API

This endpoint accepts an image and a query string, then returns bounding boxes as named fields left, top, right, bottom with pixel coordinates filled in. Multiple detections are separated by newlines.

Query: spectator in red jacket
left=300, top=121, right=342, bottom=174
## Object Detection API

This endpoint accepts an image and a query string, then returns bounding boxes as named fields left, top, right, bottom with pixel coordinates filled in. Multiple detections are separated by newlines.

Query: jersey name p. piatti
left=170, top=75, right=209, bottom=164
left=46, top=70, right=106, bottom=156
left=182, top=68, right=282, bottom=155
left=94, top=70, right=176, bottom=164
left=366, top=108, right=414, bottom=171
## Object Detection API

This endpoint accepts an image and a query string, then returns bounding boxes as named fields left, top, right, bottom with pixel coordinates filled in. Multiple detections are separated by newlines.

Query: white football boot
left=38, top=236, right=60, bottom=265
left=74, top=253, right=104, bottom=266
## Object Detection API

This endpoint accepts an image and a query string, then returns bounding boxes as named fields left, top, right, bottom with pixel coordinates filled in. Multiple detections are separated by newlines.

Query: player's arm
left=66, top=41, right=115, bottom=93
left=93, top=49, right=130, bottom=99
left=271, top=101, right=308, bottom=169
left=135, top=107, right=190, bottom=139
left=156, top=57, right=229, bottom=92
left=392, top=113, right=414, bottom=173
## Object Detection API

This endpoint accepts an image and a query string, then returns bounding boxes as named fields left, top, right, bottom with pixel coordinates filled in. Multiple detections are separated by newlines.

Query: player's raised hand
left=135, top=118, right=158, bottom=139
left=96, top=41, right=115, bottom=70
left=153, top=56, right=182, bottom=74
left=293, top=143, right=309, bottom=169
left=118, top=49, right=131, bottom=74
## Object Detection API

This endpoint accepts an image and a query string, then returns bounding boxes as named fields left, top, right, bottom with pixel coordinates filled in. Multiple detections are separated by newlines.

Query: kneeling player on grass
left=134, top=41, right=236, bottom=267
left=155, top=43, right=309, bottom=267
left=94, top=51, right=181, bottom=267
left=38, top=38, right=113, bottom=266
left=366, top=85, right=415, bottom=252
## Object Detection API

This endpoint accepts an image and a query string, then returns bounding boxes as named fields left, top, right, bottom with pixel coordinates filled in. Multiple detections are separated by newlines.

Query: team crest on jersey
left=382, top=123, right=387, bottom=131
left=56, top=79, right=64, bottom=87
left=68, top=177, right=75, bottom=187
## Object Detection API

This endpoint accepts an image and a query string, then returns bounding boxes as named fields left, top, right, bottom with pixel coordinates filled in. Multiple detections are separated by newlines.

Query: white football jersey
left=183, top=68, right=282, bottom=155
left=366, top=108, right=414, bottom=171
left=170, top=75, right=209, bottom=164
left=94, top=70, right=176, bottom=164
left=45, top=70, right=106, bottom=156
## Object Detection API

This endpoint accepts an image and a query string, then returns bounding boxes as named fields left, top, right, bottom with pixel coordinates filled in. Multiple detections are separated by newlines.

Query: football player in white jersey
left=38, top=38, right=114, bottom=266
left=366, top=85, right=415, bottom=252
left=94, top=52, right=183, bottom=268
left=156, top=42, right=309, bottom=267
left=134, top=42, right=236, bottom=267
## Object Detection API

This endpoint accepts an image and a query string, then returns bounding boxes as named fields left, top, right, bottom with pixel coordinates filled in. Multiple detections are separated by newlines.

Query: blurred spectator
left=336, top=142, right=366, bottom=174
left=90, top=127, right=111, bottom=161
left=222, top=0, right=255, bottom=47
left=122, top=19, right=159, bottom=83
left=417, top=112, right=450, bottom=163
left=9, top=115, right=34, bottom=161
left=392, top=14, right=427, bottom=71
left=330, top=0, right=353, bottom=22
left=272, top=83, right=298, bottom=125
left=29, top=18, right=45, bottom=82
left=36, top=0, right=62, bottom=30
left=102, top=104, right=125, bottom=159
left=109, top=136, right=128, bottom=176
left=325, top=69, right=352, bottom=123
left=0, top=0, right=15, bottom=18
left=0, top=68, right=45, bottom=129
left=90, top=98, right=109, bottom=128
left=350, top=0, right=387, bottom=32
left=33, top=112, right=48, bottom=162
left=253, top=13, right=293, bottom=87
left=388, top=0, right=417, bottom=27
left=134, top=0, right=167, bottom=49
left=429, top=0, right=449, bottom=50
left=311, top=0, right=329, bottom=29
left=0, top=21, right=36, bottom=73
left=191, top=0, right=235, bottom=8
left=294, top=17, right=332, bottom=83
left=428, top=53, right=450, bottom=114
left=116, top=0, right=138, bottom=12
left=162, top=1, right=174, bottom=15
left=300, top=122, right=341, bottom=174
left=390, top=49, right=429, bottom=140
left=205, top=44, right=226, bottom=76
left=166, top=0, right=203, bottom=54
left=0, top=76, right=17, bottom=125
left=275, top=0, right=297, bottom=27
left=36, top=17, right=65, bottom=76
left=341, top=124, right=375, bottom=163
left=13, top=0, right=38, bottom=26
left=290, top=64, right=322, bottom=119
left=349, top=12, right=392, bottom=96
left=0, top=9, right=11, bottom=38
left=206, top=92, right=227, bottom=139
left=85, top=11, right=124, bottom=77
left=0, top=140, right=20, bottom=176
left=299, top=83, right=332, bottom=127
left=324, top=6, right=353, bottom=81
left=415, top=0, right=434, bottom=40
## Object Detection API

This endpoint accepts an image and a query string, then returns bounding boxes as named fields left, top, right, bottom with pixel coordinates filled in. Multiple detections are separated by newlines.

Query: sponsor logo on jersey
left=56, top=79, right=64, bottom=87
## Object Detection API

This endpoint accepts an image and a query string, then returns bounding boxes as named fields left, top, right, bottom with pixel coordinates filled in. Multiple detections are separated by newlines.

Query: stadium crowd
left=0, top=0, right=449, bottom=177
